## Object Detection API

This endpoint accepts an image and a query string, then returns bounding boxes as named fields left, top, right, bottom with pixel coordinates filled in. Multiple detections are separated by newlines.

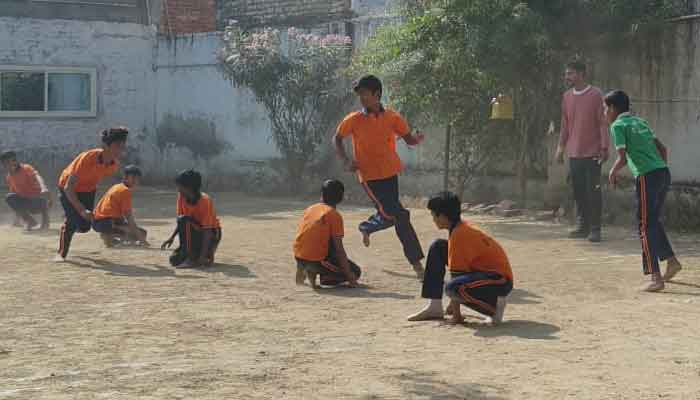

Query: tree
left=220, top=25, right=353, bottom=190
left=354, top=0, right=686, bottom=204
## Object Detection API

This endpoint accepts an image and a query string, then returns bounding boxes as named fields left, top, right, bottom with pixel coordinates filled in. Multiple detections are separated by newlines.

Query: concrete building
left=0, top=0, right=419, bottom=190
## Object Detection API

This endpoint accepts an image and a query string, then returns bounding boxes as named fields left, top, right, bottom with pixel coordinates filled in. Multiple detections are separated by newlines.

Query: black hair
left=101, top=127, right=129, bottom=146
left=0, top=151, right=17, bottom=162
left=604, top=90, right=631, bottom=113
left=175, top=169, right=202, bottom=193
left=566, top=60, right=587, bottom=74
left=427, top=191, right=462, bottom=223
left=123, top=165, right=142, bottom=178
left=321, top=179, right=344, bottom=206
left=353, top=75, right=383, bottom=99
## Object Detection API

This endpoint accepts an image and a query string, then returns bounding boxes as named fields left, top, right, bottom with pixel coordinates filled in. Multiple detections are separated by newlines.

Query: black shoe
left=568, top=228, right=590, bottom=239
left=588, top=230, right=601, bottom=243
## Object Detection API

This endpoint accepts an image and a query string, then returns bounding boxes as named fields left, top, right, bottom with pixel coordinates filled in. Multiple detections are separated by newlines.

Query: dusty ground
left=1, top=188, right=700, bottom=400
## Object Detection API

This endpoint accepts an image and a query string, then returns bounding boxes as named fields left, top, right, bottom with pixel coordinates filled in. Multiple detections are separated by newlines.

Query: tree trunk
left=443, top=123, right=452, bottom=192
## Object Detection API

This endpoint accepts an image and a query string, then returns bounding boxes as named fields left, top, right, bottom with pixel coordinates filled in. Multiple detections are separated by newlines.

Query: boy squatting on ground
left=1, top=151, right=52, bottom=230
left=294, top=179, right=361, bottom=289
left=605, top=90, right=682, bottom=292
left=92, top=165, right=149, bottom=248
left=334, top=75, right=426, bottom=280
left=161, top=169, right=222, bottom=268
left=408, top=191, right=513, bottom=325
left=56, top=127, right=128, bottom=261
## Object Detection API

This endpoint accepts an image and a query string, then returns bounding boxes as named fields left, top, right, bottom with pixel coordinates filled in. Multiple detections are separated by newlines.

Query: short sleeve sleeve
left=611, top=123, right=627, bottom=150
left=391, top=112, right=410, bottom=137
left=329, top=210, right=344, bottom=238
left=336, top=113, right=356, bottom=138
left=70, top=152, right=99, bottom=182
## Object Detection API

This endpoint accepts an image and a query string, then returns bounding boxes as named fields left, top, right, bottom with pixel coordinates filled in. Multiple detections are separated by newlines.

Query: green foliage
left=354, top=0, right=686, bottom=200
left=220, top=25, right=353, bottom=190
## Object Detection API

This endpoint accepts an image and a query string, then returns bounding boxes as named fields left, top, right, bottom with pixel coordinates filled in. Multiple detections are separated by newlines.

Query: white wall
left=0, top=17, right=156, bottom=182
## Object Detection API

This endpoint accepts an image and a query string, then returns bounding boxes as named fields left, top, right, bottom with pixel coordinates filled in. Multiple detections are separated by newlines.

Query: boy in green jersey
left=605, top=90, right=682, bottom=292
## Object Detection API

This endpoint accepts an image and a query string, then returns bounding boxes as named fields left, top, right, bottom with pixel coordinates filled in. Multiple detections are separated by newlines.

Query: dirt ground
left=2, top=188, right=700, bottom=400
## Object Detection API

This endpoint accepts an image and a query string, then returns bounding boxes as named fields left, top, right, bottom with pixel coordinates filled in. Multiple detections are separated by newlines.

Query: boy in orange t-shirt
left=92, top=165, right=148, bottom=247
left=334, top=75, right=426, bottom=280
left=293, top=179, right=361, bottom=289
left=1, top=151, right=52, bottom=230
left=161, top=169, right=221, bottom=268
left=408, top=191, right=513, bottom=325
left=56, top=128, right=128, bottom=261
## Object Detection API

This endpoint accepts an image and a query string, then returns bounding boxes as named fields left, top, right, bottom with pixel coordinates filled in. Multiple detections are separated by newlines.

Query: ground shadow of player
left=508, top=288, right=543, bottom=305
left=21, top=228, right=60, bottom=236
left=315, top=284, right=413, bottom=300
left=468, top=320, right=561, bottom=340
left=69, top=256, right=203, bottom=279
left=657, top=280, right=700, bottom=296
left=377, top=369, right=508, bottom=400
left=196, top=263, right=256, bottom=278
left=382, top=269, right=418, bottom=279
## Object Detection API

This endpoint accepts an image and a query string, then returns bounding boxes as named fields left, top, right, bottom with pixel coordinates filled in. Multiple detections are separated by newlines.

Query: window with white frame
left=0, top=66, right=97, bottom=118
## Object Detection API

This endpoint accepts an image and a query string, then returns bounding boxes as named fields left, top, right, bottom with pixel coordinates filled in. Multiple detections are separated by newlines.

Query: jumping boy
left=56, top=127, right=128, bottom=261
left=293, top=179, right=361, bottom=289
left=334, top=75, right=425, bottom=280
left=161, top=169, right=221, bottom=268
left=408, top=191, right=513, bottom=325
left=92, top=165, right=148, bottom=247
left=1, top=151, right=51, bottom=230
left=606, top=90, right=682, bottom=292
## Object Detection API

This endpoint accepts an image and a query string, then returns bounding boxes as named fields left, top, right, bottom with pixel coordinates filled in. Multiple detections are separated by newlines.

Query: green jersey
left=610, top=113, right=667, bottom=177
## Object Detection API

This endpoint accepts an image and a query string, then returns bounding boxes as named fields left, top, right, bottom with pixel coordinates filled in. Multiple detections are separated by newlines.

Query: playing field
left=2, top=189, right=700, bottom=399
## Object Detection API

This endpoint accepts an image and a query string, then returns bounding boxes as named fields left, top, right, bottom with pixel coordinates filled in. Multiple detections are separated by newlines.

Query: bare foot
left=641, top=278, right=665, bottom=292
left=449, top=312, right=465, bottom=325
left=295, top=269, right=306, bottom=285
left=663, top=258, right=682, bottom=282
left=411, top=262, right=425, bottom=281
left=361, top=231, right=370, bottom=247
left=491, top=297, right=508, bottom=325
left=53, top=254, right=66, bottom=263
left=306, top=270, right=318, bottom=289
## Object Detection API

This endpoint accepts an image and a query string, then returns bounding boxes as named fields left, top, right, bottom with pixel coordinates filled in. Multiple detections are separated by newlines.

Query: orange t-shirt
left=336, top=109, right=410, bottom=182
left=6, top=164, right=42, bottom=198
left=94, top=183, right=133, bottom=220
left=448, top=222, right=513, bottom=282
left=293, top=203, right=344, bottom=262
left=177, top=193, right=220, bottom=229
left=58, top=149, right=119, bottom=193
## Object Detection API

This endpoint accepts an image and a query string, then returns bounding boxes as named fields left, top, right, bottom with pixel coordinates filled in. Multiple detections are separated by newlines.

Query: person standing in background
left=555, top=61, right=610, bottom=243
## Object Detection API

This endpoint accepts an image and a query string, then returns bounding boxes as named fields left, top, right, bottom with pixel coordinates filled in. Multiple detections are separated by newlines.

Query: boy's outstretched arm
left=64, top=175, right=92, bottom=221
left=331, top=236, right=358, bottom=287
left=333, top=134, right=357, bottom=172
left=161, top=226, right=178, bottom=249
left=654, top=138, right=668, bottom=163
left=126, top=212, right=148, bottom=244
left=608, top=148, right=628, bottom=187
left=402, top=130, right=425, bottom=146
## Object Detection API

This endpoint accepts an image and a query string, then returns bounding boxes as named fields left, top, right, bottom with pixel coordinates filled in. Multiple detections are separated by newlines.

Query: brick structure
left=219, top=0, right=353, bottom=28
left=160, top=0, right=217, bottom=34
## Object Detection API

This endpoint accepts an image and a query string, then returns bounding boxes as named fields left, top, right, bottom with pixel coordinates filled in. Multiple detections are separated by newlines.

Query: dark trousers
left=636, top=168, right=674, bottom=275
left=296, top=240, right=362, bottom=285
left=6, top=193, right=47, bottom=226
left=569, top=158, right=602, bottom=232
left=58, top=189, right=96, bottom=258
left=421, top=239, right=512, bottom=317
left=360, top=175, right=424, bottom=263
left=92, top=218, right=147, bottom=242
left=169, top=216, right=222, bottom=266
